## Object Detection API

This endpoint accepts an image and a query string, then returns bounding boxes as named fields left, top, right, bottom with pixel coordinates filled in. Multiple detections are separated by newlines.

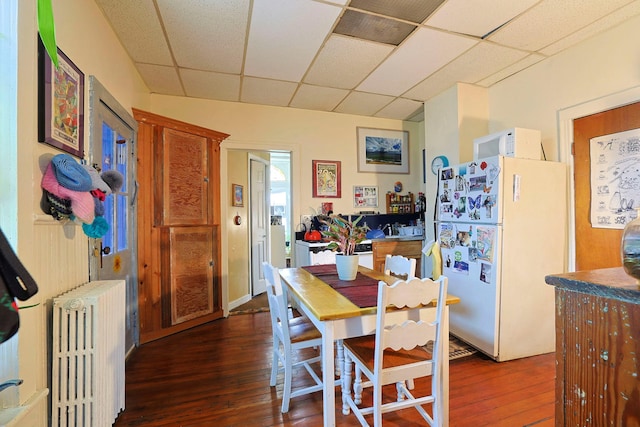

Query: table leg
left=335, top=339, right=344, bottom=377
left=321, top=323, right=336, bottom=426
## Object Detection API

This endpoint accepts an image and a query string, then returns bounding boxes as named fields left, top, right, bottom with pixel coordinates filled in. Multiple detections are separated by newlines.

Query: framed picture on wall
left=232, top=184, right=244, bottom=207
left=312, top=160, right=341, bottom=198
left=353, top=186, right=378, bottom=208
left=357, top=127, right=409, bottom=174
left=37, top=34, right=85, bottom=158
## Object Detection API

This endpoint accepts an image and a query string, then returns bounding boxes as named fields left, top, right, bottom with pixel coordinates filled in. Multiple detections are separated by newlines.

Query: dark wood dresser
left=545, top=268, right=640, bottom=426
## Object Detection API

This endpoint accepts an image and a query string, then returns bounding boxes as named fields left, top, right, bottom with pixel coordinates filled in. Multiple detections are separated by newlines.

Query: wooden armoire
left=133, top=109, right=229, bottom=343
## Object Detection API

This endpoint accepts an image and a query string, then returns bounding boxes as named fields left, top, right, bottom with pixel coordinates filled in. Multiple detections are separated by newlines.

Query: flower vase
left=336, top=254, right=359, bottom=281
left=621, top=208, right=640, bottom=282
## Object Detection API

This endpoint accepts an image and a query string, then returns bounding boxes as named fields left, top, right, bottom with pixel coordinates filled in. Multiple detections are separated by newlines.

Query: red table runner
left=302, top=264, right=380, bottom=308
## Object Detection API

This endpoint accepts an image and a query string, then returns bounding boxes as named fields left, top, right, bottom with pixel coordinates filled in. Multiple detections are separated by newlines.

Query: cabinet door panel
left=160, top=128, right=209, bottom=225
left=163, top=226, right=215, bottom=326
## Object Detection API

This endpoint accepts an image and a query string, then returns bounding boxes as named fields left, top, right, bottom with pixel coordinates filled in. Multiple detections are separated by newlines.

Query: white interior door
left=250, top=155, right=269, bottom=295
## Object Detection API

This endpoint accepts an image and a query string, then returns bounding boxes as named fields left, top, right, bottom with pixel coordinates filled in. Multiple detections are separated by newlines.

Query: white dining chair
left=341, top=276, right=449, bottom=426
left=384, top=254, right=417, bottom=280
left=263, top=262, right=323, bottom=413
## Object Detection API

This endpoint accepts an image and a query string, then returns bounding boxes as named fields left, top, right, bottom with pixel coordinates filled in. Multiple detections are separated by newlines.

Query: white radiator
left=52, top=280, right=126, bottom=427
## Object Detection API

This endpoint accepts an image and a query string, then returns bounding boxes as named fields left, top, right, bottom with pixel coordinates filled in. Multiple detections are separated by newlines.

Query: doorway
left=88, top=77, right=138, bottom=352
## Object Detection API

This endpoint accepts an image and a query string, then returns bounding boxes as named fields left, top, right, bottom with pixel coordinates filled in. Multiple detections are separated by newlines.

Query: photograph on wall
left=590, top=128, right=640, bottom=229
left=357, top=127, right=409, bottom=174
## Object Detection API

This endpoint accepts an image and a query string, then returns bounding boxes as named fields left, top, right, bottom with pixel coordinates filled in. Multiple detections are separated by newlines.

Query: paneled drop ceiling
left=95, top=0, right=640, bottom=121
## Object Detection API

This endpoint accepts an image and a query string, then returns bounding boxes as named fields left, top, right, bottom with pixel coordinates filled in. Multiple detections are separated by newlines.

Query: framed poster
left=357, top=127, right=409, bottom=174
left=232, top=184, right=244, bottom=207
left=312, top=160, right=341, bottom=198
left=37, top=35, right=85, bottom=158
left=353, top=185, right=378, bottom=208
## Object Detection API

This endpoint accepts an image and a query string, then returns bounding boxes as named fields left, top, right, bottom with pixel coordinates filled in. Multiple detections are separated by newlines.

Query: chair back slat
left=384, top=254, right=417, bottom=280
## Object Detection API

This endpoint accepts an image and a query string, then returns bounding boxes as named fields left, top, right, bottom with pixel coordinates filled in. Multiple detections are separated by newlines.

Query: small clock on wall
left=431, top=155, right=449, bottom=175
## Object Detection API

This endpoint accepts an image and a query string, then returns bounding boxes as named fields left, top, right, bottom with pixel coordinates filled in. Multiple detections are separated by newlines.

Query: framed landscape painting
left=357, top=127, right=409, bottom=174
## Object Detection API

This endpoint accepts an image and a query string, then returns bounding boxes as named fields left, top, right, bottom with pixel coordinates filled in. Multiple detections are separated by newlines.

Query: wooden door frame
left=558, top=85, right=640, bottom=271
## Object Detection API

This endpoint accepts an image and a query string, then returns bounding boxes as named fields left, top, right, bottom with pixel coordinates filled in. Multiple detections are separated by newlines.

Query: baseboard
left=228, top=294, right=251, bottom=310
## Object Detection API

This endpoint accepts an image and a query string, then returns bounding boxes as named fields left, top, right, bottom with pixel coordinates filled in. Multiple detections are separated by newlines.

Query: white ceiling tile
left=290, top=84, right=349, bottom=111
left=135, top=63, right=184, bottom=96
left=95, top=0, right=173, bottom=65
left=334, top=92, right=395, bottom=116
left=425, top=0, right=538, bottom=37
left=321, top=0, right=349, bottom=5
left=304, top=35, right=393, bottom=89
left=241, top=77, right=298, bottom=107
left=357, top=27, right=478, bottom=96
left=245, top=0, right=343, bottom=82
left=540, top=1, right=640, bottom=56
left=404, top=42, right=528, bottom=100
left=157, top=0, right=250, bottom=73
left=180, top=69, right=240, bottom=101
left=476, top=53, right=546, bottom=87
left=488, top=0, right=634, bottom=51
left=374, top=98, right=424, bottom=121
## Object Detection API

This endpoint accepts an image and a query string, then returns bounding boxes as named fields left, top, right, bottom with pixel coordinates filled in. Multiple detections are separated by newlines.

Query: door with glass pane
left=89, top=79, right=138, bottom=352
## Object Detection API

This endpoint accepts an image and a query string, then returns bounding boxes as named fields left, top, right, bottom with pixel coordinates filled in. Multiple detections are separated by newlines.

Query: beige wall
left=149, top=96, right=425, bottom=308
left=226, top=151, right=249, bottom=303
left=8, top=0, right=149, bottom=423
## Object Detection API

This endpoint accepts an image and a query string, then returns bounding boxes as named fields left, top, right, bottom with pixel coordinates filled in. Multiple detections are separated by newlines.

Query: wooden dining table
left=279, top=265, right=460, bottom=427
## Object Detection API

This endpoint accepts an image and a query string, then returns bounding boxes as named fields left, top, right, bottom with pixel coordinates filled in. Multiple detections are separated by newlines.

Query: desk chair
left=383, top=254, right=417, bottom=280
left=341, top=276, right=449, bottom=426
left=263, top=262, right=323, bottom=413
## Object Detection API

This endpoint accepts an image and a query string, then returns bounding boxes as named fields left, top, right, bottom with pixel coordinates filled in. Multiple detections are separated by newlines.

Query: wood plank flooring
left=113, top=312, right=555, bottom=426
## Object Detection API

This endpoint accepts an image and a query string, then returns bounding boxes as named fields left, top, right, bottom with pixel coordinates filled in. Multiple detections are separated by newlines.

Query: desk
left=279, top=266, right=459, bottom=427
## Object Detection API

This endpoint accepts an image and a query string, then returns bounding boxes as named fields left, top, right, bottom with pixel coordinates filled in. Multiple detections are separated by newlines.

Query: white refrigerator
left=434, top=155, right=567, bottom=361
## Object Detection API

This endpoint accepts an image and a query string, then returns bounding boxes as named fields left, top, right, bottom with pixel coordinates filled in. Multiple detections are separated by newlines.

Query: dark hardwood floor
left=113, top=312, right=555, bottom=426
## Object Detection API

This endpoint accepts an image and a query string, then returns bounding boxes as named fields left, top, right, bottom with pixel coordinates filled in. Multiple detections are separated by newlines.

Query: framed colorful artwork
left=312, top=160, right=341, bottom=198
left=357, top=127, right=409, bottom=174
left=37, top=35, right=85, bottom=158
left=232, top=184, right=244, bottom=207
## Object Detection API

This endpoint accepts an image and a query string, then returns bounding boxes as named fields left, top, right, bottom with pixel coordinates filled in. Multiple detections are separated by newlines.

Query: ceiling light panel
left=245, top=0, right=342, bottom=82
left=304, top=35, right=394, bottom=89
left=95, top=0, right=173, bottom=66
left=157, top=0, right=250, bottom=74
left=425, top=0, right=538, bottom=38
left=358, top=27, right=478, bottom=96
left=349, top=0, right=444, bottom=24
left=333, top=10, right=416, bottom=45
